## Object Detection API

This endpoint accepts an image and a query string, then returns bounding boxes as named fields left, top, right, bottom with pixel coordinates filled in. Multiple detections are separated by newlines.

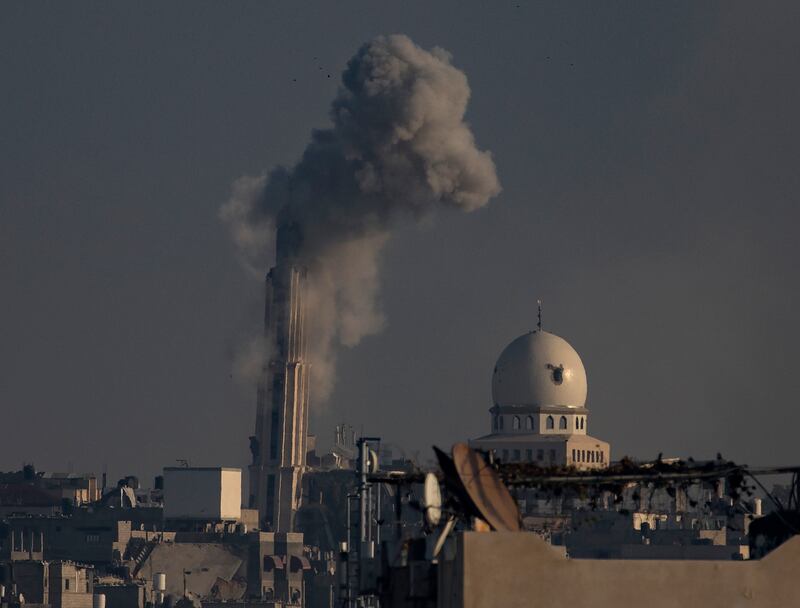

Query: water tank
left=93, top=594, right=106, bottom=608
left=154, top=572, right=166, bottom=592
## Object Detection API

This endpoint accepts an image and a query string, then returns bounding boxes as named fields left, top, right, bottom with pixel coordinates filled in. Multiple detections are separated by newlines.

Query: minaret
left=248, top=223, right=310, bottom=532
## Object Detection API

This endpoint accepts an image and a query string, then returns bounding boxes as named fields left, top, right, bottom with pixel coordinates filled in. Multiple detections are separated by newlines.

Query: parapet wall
left=440, top=532, right=800, bottom=608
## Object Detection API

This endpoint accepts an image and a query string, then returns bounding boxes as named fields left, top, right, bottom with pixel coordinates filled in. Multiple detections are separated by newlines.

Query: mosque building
left=470, top=318, right=610, bottom=469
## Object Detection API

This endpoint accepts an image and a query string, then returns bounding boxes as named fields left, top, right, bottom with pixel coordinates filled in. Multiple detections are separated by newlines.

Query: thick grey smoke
left=222, top=34, right=501, bottom=398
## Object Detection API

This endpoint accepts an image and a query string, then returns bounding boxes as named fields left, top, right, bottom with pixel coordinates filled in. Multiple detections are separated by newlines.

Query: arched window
left=512, top=416, right=521, bottom=430
left=559, top=416, right=567, bottom=430
left=546, top=415, right=554, bottom=430
left=526, top=416, right=534, bottom=430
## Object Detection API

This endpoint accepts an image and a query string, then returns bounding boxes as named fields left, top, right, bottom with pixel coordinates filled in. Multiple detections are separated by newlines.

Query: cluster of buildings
left=1, top=240, right=797, bottom=607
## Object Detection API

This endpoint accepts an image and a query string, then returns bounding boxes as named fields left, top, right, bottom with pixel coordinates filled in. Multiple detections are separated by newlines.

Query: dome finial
left=537, top=299, right=543, bottom=331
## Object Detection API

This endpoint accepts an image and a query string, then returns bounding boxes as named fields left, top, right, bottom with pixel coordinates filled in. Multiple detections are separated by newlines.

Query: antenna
left=537, top=299, right=543, bottom=331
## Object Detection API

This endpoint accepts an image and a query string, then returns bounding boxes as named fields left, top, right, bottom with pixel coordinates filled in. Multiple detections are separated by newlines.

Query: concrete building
left=37, top=475, right=101, bottom=507
left=470, top=327, right=610, bottom=468
left=133, top=530, right=311, bottom=606
left=0, top=468, right=101, bottom=517
left=437, top=532, right=800, bottom=608
left=0, top=512, right=131, bottom=565
left=248, top=225, right=311, bottom=533
left=0, top=484, right=63, bottom=518
left=93, top=581, right=147, bottom=608
left=163, top=467, right=241, bottom=524
left=47, top=562, right=93, bottom=608
left=0, top=561, right=93, bottom=608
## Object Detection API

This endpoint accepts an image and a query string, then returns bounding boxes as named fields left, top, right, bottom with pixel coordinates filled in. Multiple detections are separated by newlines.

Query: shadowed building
left=437, top=532, right=800, bottom=608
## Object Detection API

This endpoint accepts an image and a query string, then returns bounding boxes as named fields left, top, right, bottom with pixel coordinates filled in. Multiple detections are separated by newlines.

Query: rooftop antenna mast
left=537, top=299, right=543, bottom=331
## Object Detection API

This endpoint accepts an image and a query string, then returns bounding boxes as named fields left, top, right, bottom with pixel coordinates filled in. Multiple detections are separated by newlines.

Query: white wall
left=163, top=468, right=241, bottom=521
left=219, top=469, right=242, bottom=521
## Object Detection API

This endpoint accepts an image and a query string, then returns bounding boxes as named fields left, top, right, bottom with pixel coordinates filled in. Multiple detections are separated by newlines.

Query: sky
left=2, top=1, right=799, bottom=485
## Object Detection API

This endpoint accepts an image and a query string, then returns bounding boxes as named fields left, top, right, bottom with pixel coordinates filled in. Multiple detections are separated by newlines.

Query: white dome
left=492, top=330, right=587, bottom=408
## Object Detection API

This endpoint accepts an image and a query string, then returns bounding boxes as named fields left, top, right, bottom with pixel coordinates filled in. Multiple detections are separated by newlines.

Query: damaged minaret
left=248, top=223, right=310, bottom=532
left=227, top=34, right=503, bottom=530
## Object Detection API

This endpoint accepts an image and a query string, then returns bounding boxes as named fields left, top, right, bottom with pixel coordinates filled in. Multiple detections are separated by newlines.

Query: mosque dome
left=492, top=330, right=587, bottom=408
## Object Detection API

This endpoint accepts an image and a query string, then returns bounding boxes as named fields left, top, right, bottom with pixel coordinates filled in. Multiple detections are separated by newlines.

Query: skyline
left=2, top=2, right=800, bottom=483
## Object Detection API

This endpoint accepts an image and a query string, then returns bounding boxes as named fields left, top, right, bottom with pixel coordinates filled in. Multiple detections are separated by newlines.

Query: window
left=512, top=449, right=521, bottom=461
left=581, top=450, right=586, bottom=462
left=526, top=449, right=533, bottom=461
left=581, top=417, right=585, bottom=430
left=526, top=416, right=534, bottom=430
left=537, top=449, right=544, bottom=461
left=492, top=416, right=497, bottom=430
left=499, top=416, right=504, bottom=430
left=549, top=449, right=556, bottom=462
left=600, top=451, right=604, bottom=463
left=572, top=449, right=576, bottom=462
left=546, top=416, right=554, bottom=430
left=85, top=534, right=100, bottom=543
left=559, top=416, right=567, bottom=430
left=65, top=580, right=70, bottom=591
left=502, top=449, right=509, bottom=461
left=512, top=416, right=521, bottom=430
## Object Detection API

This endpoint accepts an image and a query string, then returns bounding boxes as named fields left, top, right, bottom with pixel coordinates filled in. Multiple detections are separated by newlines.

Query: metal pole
left=375, top=484, right=381, bottom=545
left=366, top=485, right=372, bottom=545
left=359, top=439, right=369, bottom=545
left=345, top=495, right=352, bottom=608
left=395, top=489, right=402, bottom=541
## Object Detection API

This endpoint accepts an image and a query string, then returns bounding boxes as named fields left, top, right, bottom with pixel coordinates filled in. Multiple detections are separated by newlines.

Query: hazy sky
left=2, top=2, right=799, bottom=484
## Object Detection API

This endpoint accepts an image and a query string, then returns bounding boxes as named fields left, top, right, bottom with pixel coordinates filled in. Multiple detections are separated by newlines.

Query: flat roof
left=162, top=467, right=241, bottom=472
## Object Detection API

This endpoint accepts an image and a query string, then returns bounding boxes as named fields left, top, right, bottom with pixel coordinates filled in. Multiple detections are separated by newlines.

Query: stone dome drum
left=492, top=330, right=587, bottom=408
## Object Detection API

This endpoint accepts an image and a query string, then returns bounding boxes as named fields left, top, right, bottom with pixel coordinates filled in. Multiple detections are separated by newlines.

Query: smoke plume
left=221, top=34, right=501, bottom=398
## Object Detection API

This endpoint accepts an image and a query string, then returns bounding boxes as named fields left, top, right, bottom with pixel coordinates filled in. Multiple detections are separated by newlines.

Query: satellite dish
left=451, top=443, right=521, bottom=532
left=367, top=448, right=380, bottom=473
left=423, top=472, right=442, bottom=527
